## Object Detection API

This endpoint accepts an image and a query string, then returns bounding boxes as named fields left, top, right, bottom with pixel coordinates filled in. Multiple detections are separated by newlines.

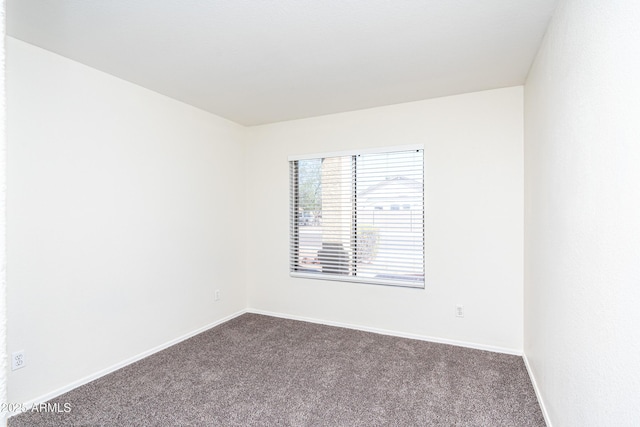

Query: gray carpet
left=9, top=313, right=545, bottom=426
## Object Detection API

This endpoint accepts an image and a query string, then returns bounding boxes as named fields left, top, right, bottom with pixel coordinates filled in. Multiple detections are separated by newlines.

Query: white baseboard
left=9, top=309, right=247, bottom=419
left=246, top=308, right=523, bottom=356
left=523, top=353, right=552, bottom=427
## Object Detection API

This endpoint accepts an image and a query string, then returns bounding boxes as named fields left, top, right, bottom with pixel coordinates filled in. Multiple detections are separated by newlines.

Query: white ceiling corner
left=6, top=0, right=558, bottom=126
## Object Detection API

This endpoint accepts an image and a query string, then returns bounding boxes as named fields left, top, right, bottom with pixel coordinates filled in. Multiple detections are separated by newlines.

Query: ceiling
left=7, top=0, right=558, bottom=126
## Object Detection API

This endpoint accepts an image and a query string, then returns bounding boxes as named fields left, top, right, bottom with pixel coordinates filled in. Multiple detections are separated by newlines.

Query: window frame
left=289, top=145, right=425, bottom=289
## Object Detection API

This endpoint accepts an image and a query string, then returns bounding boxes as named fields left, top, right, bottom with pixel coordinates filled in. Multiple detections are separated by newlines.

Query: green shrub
left=356, top=225, right=380, bottom=264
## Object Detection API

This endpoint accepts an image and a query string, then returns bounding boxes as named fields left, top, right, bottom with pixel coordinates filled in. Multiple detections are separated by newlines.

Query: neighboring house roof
left=359, top=177, right=423, bottom=206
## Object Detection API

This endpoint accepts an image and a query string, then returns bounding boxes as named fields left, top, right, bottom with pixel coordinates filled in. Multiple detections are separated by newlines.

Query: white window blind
left=289, top=148, right=424, bottom=288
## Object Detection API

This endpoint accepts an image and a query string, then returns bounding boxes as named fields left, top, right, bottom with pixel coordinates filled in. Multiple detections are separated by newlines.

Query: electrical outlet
left=214, top=289, right=220, bottom=301
left=12, top=350, right=26, bottom=371
left=455, top=305, right=464, bottom=318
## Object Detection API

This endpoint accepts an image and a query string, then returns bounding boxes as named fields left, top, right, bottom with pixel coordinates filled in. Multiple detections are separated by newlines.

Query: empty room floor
left=9, top=314, right=544, bottom=426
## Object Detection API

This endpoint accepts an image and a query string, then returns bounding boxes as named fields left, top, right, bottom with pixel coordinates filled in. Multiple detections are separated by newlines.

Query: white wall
left=524, top=0, right=640, bottom=425
left=6, top=38, right=247, bottom=403
left=0, top=0, right=8, bottom=424
left=246, top=87, right=524, bottom=353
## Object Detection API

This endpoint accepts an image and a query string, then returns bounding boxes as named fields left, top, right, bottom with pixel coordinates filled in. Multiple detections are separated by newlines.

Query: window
left=289, top=147, right=424, bottom=288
